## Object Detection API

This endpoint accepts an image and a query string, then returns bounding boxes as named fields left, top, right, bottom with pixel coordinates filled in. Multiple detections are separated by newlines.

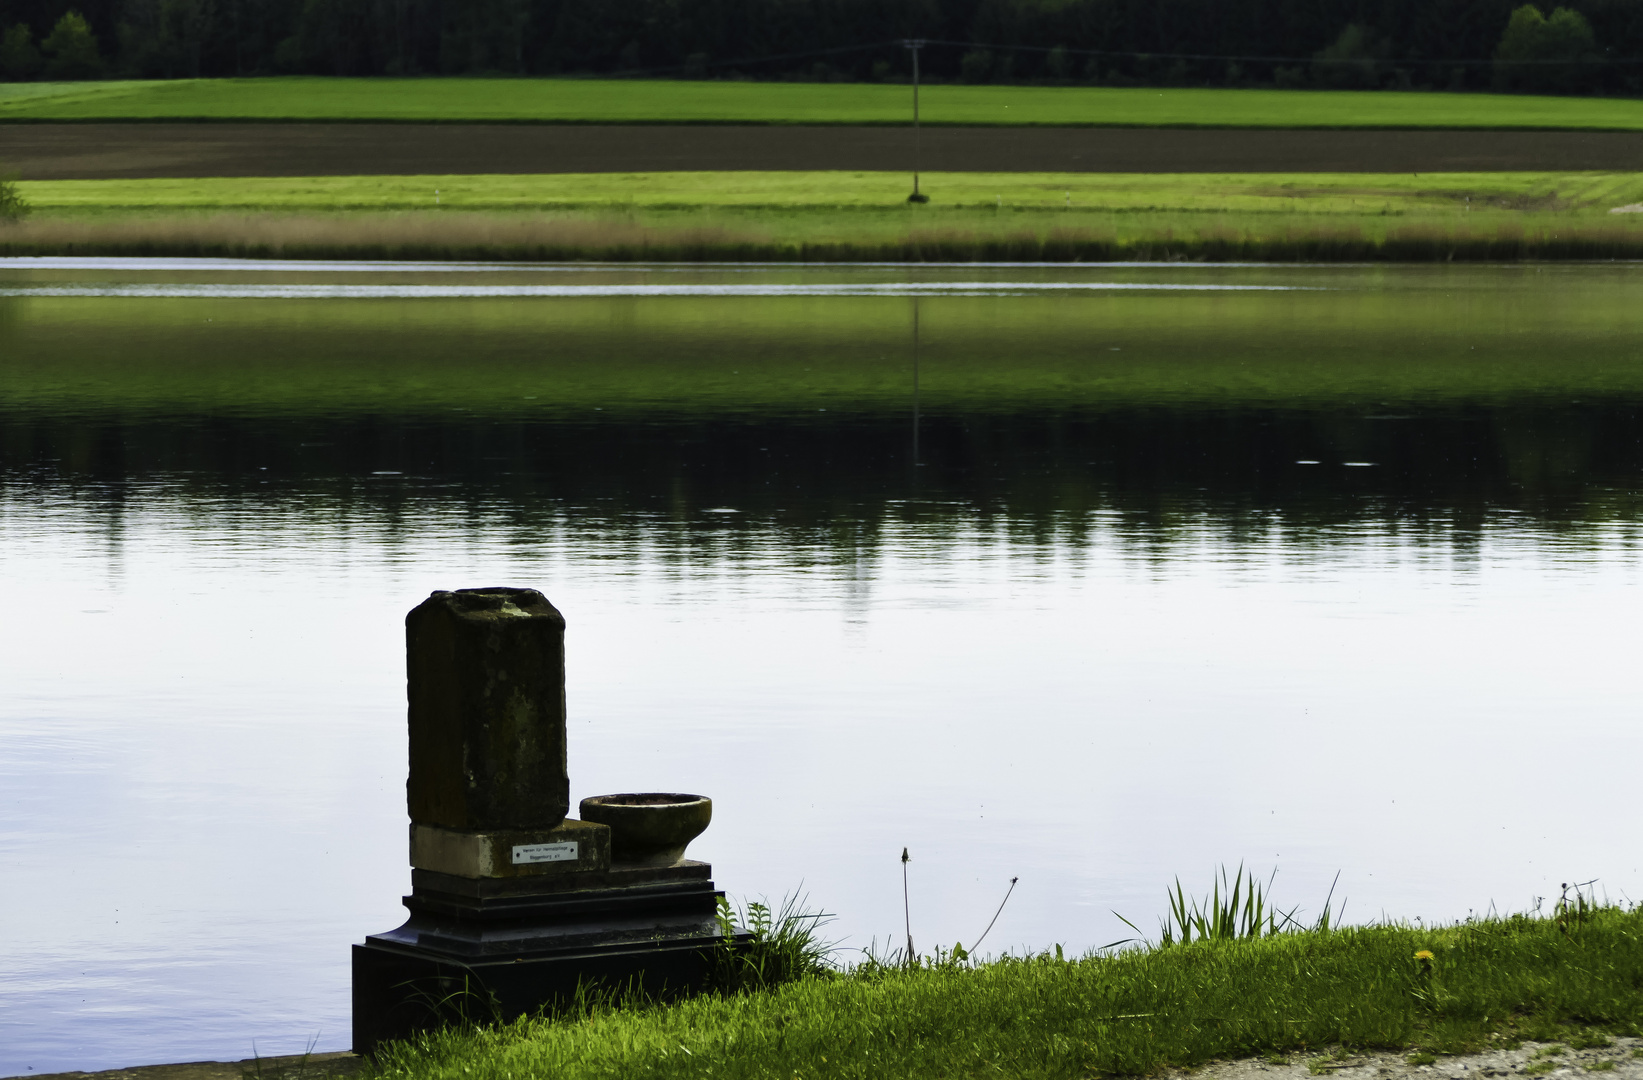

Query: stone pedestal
left=353, top=588, right=745, bottom=1055
left=352, top=863, right=733, bottom=1052
left=409, top=820, right=612, bottom=879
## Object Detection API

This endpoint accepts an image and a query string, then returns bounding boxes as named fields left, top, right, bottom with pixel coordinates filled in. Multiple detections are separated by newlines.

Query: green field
left=20, top=170, right=1643, bottom=213
left=7, top=170, right=1641, bottom=262
left=4, top=77, right=1643, bottom=128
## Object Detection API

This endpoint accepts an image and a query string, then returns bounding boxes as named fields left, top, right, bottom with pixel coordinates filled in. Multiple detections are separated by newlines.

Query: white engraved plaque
left=512, top=841, right=579, bottom=865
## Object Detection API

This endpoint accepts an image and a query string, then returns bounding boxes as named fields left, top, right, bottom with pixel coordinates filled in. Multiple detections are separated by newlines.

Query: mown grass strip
left=7, top=169, right=1643, bottom=262
left=4, top=79, right=1643, bottom=130
left=18, top=170, right=1643, bottom=213
left=365, top=909, right=1643, bottom=1080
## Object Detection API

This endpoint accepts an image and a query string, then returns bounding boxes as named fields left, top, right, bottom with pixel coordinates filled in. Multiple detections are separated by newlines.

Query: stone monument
left=352, top=587, right=741, bottom=1053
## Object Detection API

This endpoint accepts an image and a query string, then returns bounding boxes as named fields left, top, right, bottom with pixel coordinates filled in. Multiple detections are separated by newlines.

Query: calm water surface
left=2, top=259, right=1641, bottom=1075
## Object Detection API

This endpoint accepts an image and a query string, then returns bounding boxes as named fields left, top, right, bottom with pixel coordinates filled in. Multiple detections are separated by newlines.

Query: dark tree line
left=2, top=0, right=1640, bottom=94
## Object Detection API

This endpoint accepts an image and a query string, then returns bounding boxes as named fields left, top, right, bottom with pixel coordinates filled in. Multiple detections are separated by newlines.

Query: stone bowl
left=579, top=793, right=712, bottom=869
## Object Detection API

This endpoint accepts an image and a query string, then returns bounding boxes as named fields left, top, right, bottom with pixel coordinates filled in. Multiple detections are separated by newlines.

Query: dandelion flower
left=1415, top=950, right=1435, bottom=961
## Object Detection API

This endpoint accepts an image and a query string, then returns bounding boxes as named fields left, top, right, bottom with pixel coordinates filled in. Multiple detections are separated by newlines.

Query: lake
left=1, top=258, right=1640, bottom=1076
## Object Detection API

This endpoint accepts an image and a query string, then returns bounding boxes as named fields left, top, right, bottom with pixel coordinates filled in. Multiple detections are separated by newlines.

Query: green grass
left=7, top=170, right=1643, bottom=262
left=362, top=907, right=1643, bottom=1080
left=1574, top=1035, right=1617, bottom=1050
left=0, top=80, right=157, bottom=108
left=19, top=170, right=1643, bottom=213
left=4, top=78, right=1643, bottom=129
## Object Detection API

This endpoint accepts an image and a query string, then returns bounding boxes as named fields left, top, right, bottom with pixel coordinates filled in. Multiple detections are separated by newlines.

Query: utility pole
left=902, top=39, right=929, bottom=203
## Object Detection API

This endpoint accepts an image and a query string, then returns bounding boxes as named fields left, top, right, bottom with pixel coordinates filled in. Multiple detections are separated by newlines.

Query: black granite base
left=352, top=862, right=747, bottom=1054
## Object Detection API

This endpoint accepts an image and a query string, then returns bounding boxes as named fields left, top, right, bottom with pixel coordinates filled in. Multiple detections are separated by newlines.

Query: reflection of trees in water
left=2, top=404, right=1641, bottom=555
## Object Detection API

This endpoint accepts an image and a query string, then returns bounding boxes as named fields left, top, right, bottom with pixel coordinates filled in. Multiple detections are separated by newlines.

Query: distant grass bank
left=365, top=908, right=1643, bottom=1080
left=5, top=79, right=1643, bottom=129
left=4, top=170, right=1643, bottom=261
left=20, top=170, right=1643, bottom=212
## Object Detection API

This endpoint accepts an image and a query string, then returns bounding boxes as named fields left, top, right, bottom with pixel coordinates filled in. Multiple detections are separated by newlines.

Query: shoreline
left=21, top=1035, right=1640, bottom=1080
left=10, top=1052, right=360, bottom=1080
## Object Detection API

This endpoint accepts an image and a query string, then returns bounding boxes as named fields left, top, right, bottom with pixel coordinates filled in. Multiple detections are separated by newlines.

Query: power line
left=610, top=35, right=1643, bottom=78
left=614, top=40, right=897, bottom=79
left=917, top=37, right=1643, bottom=68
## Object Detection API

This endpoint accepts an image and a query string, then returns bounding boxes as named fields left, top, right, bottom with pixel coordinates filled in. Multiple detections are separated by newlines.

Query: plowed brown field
left=4, top=123, right=1641, bottom=180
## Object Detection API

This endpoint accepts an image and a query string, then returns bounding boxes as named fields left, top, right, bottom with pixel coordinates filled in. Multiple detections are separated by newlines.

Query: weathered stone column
left=354, top=586, right=736, bottom=1054
left=405, top=587, right=607, bottom=878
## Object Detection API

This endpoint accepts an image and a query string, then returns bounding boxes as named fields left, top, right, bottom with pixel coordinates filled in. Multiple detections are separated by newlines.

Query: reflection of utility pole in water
left=911, top=296, right=921, bottom=479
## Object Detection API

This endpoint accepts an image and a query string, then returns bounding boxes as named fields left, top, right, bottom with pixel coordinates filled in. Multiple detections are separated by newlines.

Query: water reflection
left=2, top=262, right=1641, bottom=1077
left=6, top=404, right=1640, bottom=531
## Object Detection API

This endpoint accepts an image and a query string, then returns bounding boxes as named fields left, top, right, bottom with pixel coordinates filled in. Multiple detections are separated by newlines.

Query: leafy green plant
left=0, top=171, right=27, bottom=223
left=710, top=893, right=836, bottom=993
left=1407, top=1052, right=1438, bottom=1065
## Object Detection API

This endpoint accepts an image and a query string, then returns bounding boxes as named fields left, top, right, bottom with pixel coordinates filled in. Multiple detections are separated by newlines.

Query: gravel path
left=1175, top=1039, right=1643, bottom=1080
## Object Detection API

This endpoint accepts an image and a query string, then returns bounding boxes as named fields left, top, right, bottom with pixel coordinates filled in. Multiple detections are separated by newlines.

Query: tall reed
left=5, top=209, right=1643, bottom=262
left=1118, top=864, right=1341, bottom=947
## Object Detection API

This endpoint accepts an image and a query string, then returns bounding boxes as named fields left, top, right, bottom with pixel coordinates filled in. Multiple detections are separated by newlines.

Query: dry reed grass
left=2, top=209, right=1642, bottom=262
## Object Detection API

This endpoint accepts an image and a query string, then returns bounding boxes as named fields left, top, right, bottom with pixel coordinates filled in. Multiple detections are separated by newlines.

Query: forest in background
left=1, top=0, right=1641, bottom=95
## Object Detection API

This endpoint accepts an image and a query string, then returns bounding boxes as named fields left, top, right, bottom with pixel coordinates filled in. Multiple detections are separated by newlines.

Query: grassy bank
left=5, top=79, right=1643, bottom=129
left=365, top=907, right=1643, bottom=1080
left=20, top=170, right=1643, bottom=212
left=4, top=170, right=1642, bottom=262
